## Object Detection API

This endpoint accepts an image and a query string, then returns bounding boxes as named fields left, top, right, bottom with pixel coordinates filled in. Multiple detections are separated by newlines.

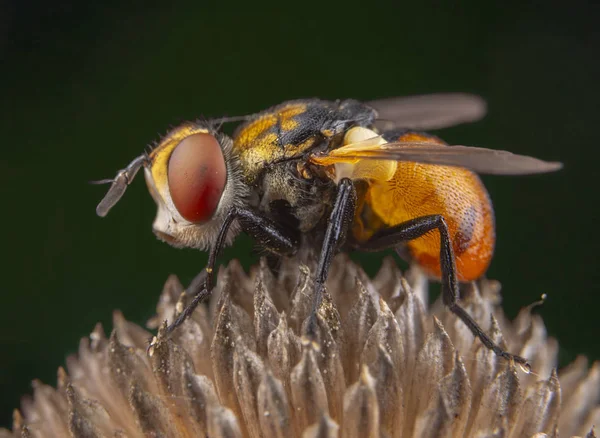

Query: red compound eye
left=167, top=133, right=227, bottom=223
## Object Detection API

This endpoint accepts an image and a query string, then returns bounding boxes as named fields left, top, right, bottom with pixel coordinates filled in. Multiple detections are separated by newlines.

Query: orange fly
left=95, top=93, right=561, bottom=368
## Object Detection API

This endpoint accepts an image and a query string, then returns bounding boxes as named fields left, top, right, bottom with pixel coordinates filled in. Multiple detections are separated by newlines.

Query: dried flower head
left=2, top=255, right=599, bottom=438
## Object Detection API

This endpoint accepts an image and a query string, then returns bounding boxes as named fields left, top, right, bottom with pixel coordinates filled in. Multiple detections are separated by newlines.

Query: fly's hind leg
left=360, top=214, right=531, bottom=370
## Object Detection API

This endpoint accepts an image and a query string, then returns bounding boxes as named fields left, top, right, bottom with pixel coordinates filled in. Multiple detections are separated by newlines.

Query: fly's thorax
left=231, top=99, right=377, bottom=185
left=234, top=132, right=322, bottom=186
left=232, top=101, right=320, bottom=185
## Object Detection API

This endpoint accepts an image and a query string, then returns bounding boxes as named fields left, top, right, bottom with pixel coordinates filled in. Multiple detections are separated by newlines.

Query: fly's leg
left=162, top=207, right=299, bottom=338
left=313, top=178, right=357, bottom=311
left=360, top=214, right=531, bottom=370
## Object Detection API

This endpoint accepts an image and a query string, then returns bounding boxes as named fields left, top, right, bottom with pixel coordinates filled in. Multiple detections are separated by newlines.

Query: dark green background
left=1, top=0, right=598, bottom=428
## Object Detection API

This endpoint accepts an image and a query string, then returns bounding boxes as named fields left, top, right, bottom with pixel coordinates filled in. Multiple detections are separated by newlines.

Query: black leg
left=183, top=268, right=208, bottom=296
left=361, top=215, right=530, bottom=369
left=313, top=178, right=356, bottom=310
left=163, top=207, right=299, bottom=337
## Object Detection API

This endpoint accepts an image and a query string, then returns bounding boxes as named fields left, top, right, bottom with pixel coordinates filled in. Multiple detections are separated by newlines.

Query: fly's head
left=95, top=122, right=248, bottom=250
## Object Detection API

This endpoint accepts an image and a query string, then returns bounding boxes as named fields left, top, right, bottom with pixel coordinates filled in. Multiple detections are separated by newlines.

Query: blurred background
left=1, top=0, right=598, bottom=427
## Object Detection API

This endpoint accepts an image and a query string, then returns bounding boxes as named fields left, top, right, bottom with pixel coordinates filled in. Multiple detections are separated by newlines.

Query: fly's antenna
left=92, top=154, right=149, bottom=217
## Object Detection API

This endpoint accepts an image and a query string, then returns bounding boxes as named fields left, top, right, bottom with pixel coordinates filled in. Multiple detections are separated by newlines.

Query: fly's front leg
left=163, top=207, right=299, bottom=338
left=361, top=215, right=531, bottom=369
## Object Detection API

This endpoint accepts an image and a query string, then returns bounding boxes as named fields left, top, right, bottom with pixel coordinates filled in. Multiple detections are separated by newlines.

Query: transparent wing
left=313, top=140, right=563, bottom=175
left=367, top=93, right=487, bottom=131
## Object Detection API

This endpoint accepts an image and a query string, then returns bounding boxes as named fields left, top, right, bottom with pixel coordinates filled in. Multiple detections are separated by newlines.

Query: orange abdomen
left=355, top=161, right=495, bottom=282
